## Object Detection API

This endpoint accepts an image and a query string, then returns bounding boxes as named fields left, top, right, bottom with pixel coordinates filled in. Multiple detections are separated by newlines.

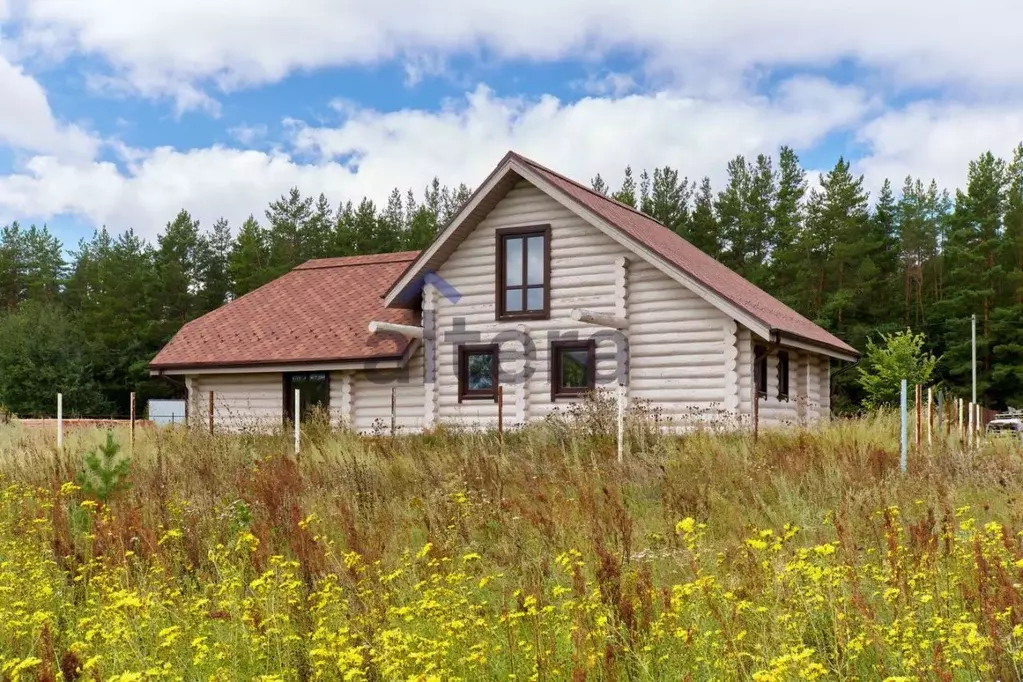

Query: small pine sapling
left=77, top=431, right=131, bottom=502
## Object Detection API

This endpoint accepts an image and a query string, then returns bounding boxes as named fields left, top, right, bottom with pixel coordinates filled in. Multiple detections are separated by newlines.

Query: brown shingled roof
left=151, top=251, right=420, bottom=370
left=511, top=152, right=857, bottom=356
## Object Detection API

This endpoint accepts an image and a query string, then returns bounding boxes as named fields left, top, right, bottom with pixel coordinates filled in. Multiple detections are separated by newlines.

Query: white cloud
left=9, top=0, right=1023, bottom=111
left=855, top=101, right=1023, bottom=193
left=575, top=72, right=639, bottom=97
left=0, top=54, right=98, bottom=160
left=228, top=123, right=268, bottom=146
left=0, top=80, right=870, bottom=237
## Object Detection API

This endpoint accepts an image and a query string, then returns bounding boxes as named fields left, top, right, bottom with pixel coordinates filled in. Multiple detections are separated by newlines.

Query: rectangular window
left=496, top=225, right=550, bottom=320
left=458, top=344, right=499, bottom=402
left=777, top=351, right=790, bottom=401
left=754, top=344, right=768, bottom=400
left=283, top=372, right=330, bottom=423
left=551, top=340, right=596, bottom=400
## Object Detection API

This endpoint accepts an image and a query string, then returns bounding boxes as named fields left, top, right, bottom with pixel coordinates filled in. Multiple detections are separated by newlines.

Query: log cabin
left=150, top=151, right=858, bottom=433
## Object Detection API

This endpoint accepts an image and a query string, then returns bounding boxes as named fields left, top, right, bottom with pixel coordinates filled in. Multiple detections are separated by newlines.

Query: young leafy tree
left=857, top=329, right=939, bottom=410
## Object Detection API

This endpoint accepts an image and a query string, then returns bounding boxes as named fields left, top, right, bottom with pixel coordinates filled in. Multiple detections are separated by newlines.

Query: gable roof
left=385, top=151, right=858, bottom=359
left=151, top=251, right=420, bottom=371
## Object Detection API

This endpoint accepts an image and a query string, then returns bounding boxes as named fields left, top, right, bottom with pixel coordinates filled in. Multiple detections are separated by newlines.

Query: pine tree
left=801, top=157, right=870, bottom=331
left=649, top=166, right=692, bottom=236
left=742, top=154, right=777, bottom=287
left=770, top=146, right=807, bottom=302
left=686, top=177, right=721, bottom=258
left=376, top=188, right=406, bottom=254
left=613, top=167, right=637, bottom=207
left=199, top=218, right=232, bottom=311
left=716, top=156, right=751, bottom=275
left=304, top=194, right=335, bottom=260
left=229, top=216, right=270, bottom=297
left=934, top=151, right=1008, bottom=405
left=591, top=174, right=609, bottom=196
left=156, top=210, right=205, bottom=329
left=265, top=188, right=313, bottom=276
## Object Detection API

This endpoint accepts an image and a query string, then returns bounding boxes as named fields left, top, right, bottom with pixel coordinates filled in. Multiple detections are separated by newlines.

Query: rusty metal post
left=208, top=391, right=214, bottom=436
left=497, top=385, right=504, bottom=444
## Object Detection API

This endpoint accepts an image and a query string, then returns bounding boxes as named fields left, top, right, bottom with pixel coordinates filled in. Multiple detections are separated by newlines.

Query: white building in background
left=150, top=151, right=858, bottom=433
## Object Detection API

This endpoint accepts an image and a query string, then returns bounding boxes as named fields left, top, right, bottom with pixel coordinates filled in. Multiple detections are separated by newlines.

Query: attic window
left=496, top=225, right=550, bottom=320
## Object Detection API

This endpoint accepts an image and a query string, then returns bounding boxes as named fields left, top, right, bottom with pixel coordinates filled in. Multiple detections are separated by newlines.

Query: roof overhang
left=151, top=340, right=420, bottom=376
left=771, top=332, right=859, bottom=363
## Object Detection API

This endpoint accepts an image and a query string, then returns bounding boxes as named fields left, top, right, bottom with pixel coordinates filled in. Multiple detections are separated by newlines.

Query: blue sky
left=2, top=0, right=1023, bottom=245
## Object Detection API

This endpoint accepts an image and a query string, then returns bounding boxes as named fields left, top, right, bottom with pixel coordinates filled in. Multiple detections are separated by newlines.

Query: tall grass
left=1, top=409, right=1022, bottom=680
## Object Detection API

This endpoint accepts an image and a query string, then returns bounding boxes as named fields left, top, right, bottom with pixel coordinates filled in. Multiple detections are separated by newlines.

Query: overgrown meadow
left=2, top=407, right=1023, bottom=681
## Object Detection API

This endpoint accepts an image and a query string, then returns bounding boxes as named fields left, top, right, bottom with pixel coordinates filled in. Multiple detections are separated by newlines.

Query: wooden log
left=570, top=308, right=629, bottom=330
left=368, top=320, right=427, bottom=339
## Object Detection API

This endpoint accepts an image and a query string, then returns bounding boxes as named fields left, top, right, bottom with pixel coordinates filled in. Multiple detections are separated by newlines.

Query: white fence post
left=294, top=388, right=301, bottom=456
left=900, top=380, right=907, bottom=473
left=57, top=393, right=63, bottom=451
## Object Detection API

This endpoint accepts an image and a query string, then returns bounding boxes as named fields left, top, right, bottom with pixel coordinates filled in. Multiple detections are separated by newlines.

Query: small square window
left=551, top=340, right=596, bottom=400
left=458, top=344, right=499, bottom=402
left=777, top=351, right=790, bottom=401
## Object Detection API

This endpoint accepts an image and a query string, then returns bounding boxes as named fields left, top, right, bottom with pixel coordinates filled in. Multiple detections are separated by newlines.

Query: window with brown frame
left=777, top=351, right=790, bottom=401
left=458, top=344, right=499, bottom=402
left=551, top=339, right=596, bottom=400
left=496, top=225, right=550, bottom=320
left=754, top=344, right=768, bottom=400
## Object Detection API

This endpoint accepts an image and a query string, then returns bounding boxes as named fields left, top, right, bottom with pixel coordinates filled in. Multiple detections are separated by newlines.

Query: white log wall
left=336, top=346, right=426, bottom=434
left=182, top=179, right=838, bottom=434
left=188, top=373, right=283, bottom=432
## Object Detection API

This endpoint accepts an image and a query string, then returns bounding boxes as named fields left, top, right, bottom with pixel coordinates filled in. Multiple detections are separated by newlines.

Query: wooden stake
left=130, top=392, right=136, bottom=452
left=497, top=385, right=504, bottom=444
left=208, top=391, right=214, bottom=436
left=915, top=384, right=922, bottom=448
left=390, top=387, right=397, bottom=437
left=927, top=387, right=933, bottom=448
left=617, top=382, right=625, bottom=463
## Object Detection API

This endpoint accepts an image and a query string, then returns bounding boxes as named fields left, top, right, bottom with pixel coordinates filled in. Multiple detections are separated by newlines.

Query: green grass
left=1, top=410, right=1022, bottom=680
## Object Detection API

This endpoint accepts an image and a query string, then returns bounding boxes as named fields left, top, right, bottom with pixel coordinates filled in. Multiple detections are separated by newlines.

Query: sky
left=3, top=0, right=1023, bottom=247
